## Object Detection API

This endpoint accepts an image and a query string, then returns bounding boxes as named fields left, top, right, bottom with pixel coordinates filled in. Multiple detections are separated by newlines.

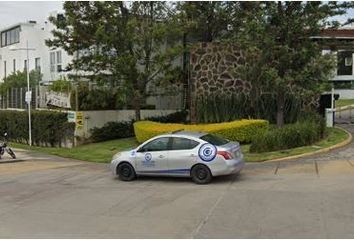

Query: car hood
left=112, top=148, right=138, bottom=161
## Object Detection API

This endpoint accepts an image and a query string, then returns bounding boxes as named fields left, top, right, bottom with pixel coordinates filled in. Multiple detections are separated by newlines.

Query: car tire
left=191, top=164, right=212, bottom=184
left=117, top=163, right=136, bottom=181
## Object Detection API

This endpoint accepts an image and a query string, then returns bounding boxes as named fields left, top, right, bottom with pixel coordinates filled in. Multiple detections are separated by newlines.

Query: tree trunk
left=134, top=92, right=143, bottom=121
left=135, top=107, right=141, bottom=121
left=276, top=92, right=285, bottom=127
left=134, top=101, right=141, bottom=121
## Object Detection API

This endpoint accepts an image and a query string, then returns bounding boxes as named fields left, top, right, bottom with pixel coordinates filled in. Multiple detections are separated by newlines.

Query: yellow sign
left=76, top=112, right=84, bottom=129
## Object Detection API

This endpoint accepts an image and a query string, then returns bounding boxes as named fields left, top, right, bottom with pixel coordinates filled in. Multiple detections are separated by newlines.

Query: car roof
left=163, top=130, right=207, bottom=139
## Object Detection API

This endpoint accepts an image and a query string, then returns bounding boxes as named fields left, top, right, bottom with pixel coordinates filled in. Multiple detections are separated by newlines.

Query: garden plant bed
left=12, top=127, right=350, bottom=164
left=243, top=127, right=350, bottom=162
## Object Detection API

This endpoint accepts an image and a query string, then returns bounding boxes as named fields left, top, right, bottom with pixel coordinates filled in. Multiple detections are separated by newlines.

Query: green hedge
left=196, top=93, right=303, bottom=124
left=146, top=110, right=188, bottom=123
left=0, top=110, right=75, bottom=147
left=89, top=111, right=188, bottom=142
left=250, top=113, right=326, bottom=153
left=134, top=119, right=269, bottom=143
left=90, top=121, right=135, bottom=142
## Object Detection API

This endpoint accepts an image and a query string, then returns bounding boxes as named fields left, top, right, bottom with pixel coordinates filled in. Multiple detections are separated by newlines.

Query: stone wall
left=189, top=42, right=250, bottom=121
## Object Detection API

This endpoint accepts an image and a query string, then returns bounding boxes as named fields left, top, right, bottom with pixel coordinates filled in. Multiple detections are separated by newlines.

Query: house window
left=56, top=51, right=62, bottom=72
left=50, top=52, right=55, bottom=72
left=13, top=59, right=16, bottom=72
left=35, top=57, right=40, bottom=72
left=337, top=51, right=354, bottom=76
left=345, top=57, right=352, bottom=66
left=1, top=33, right=5, bottom=47
left=50, top=50, right=62, bottom=72
left=4, top=61, right=6, bottom=78
left=1, top=26, right=20, bottom=47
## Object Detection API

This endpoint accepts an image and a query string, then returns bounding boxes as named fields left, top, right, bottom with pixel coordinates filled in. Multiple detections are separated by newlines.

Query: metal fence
left=0, top=87, right=38, bottom=110
left=0, top=85, right=184, bottom=111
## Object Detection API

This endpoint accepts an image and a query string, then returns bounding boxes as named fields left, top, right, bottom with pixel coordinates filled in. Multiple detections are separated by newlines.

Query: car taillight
left=217, top=151, right=233, bottom=160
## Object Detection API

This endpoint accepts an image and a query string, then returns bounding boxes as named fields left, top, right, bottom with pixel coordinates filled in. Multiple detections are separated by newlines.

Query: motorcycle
left=0, top=133, right=16, bottom=159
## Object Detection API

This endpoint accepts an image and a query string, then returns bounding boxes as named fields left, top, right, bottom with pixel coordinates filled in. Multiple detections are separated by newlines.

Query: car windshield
left=200, top=134, right=229, bottom=146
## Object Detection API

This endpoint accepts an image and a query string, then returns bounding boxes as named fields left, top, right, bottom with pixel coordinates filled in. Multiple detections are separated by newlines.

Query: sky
left=0, top=1, right=63, bottom=30
left=1, top=1, right=354, bottom=30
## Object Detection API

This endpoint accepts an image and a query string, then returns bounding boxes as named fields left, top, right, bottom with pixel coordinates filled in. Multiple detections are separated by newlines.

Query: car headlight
left=112, top=152, right=121, bottom=160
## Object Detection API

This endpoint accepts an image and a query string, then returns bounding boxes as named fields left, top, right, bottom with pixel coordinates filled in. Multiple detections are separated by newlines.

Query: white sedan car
left=110, top=130, right=244, bottom=184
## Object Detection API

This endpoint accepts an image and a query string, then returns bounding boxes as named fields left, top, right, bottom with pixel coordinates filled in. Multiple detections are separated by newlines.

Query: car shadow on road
left=114, top=173, right=244, bottom=185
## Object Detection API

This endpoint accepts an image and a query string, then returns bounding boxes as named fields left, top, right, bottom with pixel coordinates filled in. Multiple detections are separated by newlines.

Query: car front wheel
left=117, top=163, right=136, bottom=181
left=191, top=164, right=212, bottom=184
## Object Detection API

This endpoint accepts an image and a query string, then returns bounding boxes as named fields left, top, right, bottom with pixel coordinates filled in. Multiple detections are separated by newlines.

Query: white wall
left=74, top=110, right=179, bottom=139
left=335, top=89, right=354, bottom=99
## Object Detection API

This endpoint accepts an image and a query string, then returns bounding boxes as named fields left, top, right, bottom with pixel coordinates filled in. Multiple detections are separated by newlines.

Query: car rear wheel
left=191, top=164, right=212, bottom=184
left=117, top=163, right=136, bottom=181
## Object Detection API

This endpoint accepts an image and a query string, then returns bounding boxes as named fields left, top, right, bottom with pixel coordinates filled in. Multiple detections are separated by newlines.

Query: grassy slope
left=12, top=138, right=138, bottom=163
left=336, top=99, right=354, bottom=108
left=12, top=127, right=349, bottom=163
left=242, top=127, right=349, bottom=162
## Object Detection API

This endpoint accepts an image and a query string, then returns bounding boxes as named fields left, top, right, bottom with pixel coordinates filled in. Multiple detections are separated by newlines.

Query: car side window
left=140, top=137, right=170, bottom=152
left=171, top=137, right=199, bottom=150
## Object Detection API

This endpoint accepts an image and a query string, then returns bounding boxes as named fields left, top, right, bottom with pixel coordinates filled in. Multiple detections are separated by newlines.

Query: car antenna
left=171, top=129, right=184, bottom=134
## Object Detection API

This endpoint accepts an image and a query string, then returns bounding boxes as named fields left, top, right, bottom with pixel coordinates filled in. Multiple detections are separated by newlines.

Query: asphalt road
left=0, top=126, right=354, bottom=238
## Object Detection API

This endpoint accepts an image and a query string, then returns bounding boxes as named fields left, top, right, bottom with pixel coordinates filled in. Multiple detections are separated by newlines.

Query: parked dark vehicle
left=0, top=133, right=16, bottom=159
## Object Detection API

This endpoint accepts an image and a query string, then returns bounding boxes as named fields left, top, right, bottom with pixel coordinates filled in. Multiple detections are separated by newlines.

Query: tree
left=0, top=70, right=41, bottom=94
left=49, top=78, right=72, bottom=93
left=47, top=1, right=183, bottom=120
left=229, top=1, right=354, bottom=127
left=175, top=1, right=232, bottom=43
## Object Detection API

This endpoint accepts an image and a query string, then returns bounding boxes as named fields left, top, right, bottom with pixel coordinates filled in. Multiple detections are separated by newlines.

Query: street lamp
left=10, top=40, right=36, bottom=146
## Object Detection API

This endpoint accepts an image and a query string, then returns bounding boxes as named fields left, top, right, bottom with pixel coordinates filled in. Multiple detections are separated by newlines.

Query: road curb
left=266, top=126, right=353, bottom=163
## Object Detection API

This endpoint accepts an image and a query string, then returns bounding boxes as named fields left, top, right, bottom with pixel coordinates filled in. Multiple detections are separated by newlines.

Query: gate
left=335, top=105, right=354, bottom=124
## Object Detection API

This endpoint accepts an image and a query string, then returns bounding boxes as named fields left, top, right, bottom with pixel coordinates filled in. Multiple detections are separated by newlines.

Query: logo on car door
left=198, top=143, right=217, bottom=162
left=142, top=153, right=155, bottom=167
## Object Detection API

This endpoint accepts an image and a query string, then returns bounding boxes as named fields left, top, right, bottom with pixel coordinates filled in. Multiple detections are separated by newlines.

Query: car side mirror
left=137, top=147, right=148, bottom=153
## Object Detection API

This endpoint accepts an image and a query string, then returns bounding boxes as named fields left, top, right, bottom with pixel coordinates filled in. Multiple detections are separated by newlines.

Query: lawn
left=12, top=127, right=349, bottom=163
left=12, top=138, right=138, bottom=163
left=336, top=99, right=354, bottom=108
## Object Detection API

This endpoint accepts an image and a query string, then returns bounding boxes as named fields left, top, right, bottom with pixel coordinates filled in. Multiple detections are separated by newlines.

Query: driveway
left=0, top=125, right=354, bottom=238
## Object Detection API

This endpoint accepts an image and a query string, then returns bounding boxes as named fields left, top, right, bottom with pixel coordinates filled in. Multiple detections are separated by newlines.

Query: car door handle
left=190, top=154, right=196, bottom=157
left=159, top=155, right=164, bottom=158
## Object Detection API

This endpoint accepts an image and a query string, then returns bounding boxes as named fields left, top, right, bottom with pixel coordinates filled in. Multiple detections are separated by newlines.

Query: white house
left=0, top=12, right=72, bottom=84
left=314, top=27, right=354, bottom=99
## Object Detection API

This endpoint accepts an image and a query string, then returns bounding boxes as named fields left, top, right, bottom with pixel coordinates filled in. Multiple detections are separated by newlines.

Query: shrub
left=250, top=113, right=326, bottom=153
left=89, top=111, right=188, bottom=142
left=49, top=78, right=72, bottom=92
left=0, top=110, right=75, bottom=147
left=134, top=119, right=269, bottom=143
left=0, top=70, right=41, bottom=94
left=70, top=82, right=124, bottom=110
left=146, top=110, right=188, bottom=123
left=90, top=121, right=134, bottom=142
left=196, top=93, right=303, bottom=124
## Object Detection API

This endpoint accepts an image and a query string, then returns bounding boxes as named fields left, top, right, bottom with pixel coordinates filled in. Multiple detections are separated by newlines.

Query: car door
left=135, top=137, right=171, bottom=175
left=168, top=137, right=200, bottom=176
